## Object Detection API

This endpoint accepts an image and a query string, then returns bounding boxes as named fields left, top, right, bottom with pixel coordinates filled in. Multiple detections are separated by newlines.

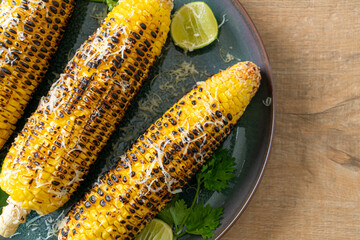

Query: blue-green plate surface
left=0, top=0, right=274, bottom=239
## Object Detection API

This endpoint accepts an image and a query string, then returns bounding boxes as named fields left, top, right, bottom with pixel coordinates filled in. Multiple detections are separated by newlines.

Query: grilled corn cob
left=59, top=61, right=261, bottom=240
left=0, top=0, right=76, bottom=149
left=0, top=0, right=173, bottom=237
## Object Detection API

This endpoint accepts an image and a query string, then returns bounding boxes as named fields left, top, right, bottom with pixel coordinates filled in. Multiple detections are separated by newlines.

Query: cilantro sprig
left=198, top=149, right=237, bottom=192
left=0, top=189, right=7, bottom=215
left=89, top=0, right=118, bottom=11
left=158, top=149, right=236, bottom=239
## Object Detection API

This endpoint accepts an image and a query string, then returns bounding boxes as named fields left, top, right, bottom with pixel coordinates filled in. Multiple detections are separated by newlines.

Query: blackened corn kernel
left=0, top=0, right=76, bottom=151
left=1, top=0, right=172, bottom=225
left=61, top=62, right=261, bottom=240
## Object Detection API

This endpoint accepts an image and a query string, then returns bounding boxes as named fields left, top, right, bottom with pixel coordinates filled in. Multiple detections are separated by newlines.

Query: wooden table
left=224, top=0, right=360, bottom=239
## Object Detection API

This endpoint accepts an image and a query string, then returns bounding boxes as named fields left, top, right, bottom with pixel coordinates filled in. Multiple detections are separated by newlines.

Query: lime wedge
left=135, top=219, right=173, bottom=240
left=171, top=1, right=218, bottom=51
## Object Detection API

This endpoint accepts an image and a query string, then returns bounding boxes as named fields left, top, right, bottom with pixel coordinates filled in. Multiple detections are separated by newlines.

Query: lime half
left=171, top=1, right=218, bottom=51
left=135, top=219, right=173, bottom=240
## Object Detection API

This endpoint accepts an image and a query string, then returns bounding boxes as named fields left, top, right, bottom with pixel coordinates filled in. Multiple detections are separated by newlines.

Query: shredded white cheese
left=219, top=48, right=240, bottom=63
left=218, top=14, right=228, bottom=28
left=90, top=5, right=108, bottom=25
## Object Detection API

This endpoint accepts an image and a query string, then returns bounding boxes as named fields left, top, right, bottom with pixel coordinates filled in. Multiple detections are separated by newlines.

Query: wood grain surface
left=223, top=0, right=360, bottom=239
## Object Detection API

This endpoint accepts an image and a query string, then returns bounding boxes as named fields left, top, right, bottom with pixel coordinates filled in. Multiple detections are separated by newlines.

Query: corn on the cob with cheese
left=0, top=0, right=173, bottom=237
left=0, top=0, right=76, bottom=149
left=59, top=61, right=261, bottom=240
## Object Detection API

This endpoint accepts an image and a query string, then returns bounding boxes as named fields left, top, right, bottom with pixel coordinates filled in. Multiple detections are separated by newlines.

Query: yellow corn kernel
left=0, top=0, right=172, bottom=219
left=59, top=61, right=261, bottom=240
left=0, top=0, right=75, bottom=149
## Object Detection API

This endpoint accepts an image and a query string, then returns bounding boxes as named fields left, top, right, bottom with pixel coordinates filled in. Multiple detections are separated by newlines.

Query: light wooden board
left=223, top=0, right=360, bottom=239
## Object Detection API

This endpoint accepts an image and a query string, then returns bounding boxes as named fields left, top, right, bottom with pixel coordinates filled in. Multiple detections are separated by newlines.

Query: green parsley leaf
left=199, top=149, right=236, bottom=192
left=185, top=204, right=223, bottom=239
left=88, top=0, right=118, bottom=11
left=158, top=198, right=190, bottom=230
left=0, top=188, right=8, bottom=215
left=157, top=202, right=175, bottom=227
left=105, top=0, right=118, bottom=11
left=156, top=149, right=235, bottom=239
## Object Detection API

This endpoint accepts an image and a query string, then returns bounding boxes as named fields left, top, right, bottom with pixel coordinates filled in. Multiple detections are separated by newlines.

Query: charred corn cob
left=59, top=61, right=261, bottom=240
left=0, top=0, right=76, bottom=149
left=0, top=0, right=173, bottom=237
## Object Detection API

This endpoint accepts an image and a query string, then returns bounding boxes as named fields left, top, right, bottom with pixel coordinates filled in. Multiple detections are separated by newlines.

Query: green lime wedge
left=171, top=1, right=218, bottom=51
left=135, top=219, right=173, bottom=240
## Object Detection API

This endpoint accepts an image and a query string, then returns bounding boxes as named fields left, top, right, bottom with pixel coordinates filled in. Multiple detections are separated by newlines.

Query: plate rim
left=214, top=1, right=275, bottom=239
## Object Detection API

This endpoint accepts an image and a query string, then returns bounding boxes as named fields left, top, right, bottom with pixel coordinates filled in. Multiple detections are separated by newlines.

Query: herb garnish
left=89, top=0, right=118, bottom=11
left=158, top=149, right=236, bottom=239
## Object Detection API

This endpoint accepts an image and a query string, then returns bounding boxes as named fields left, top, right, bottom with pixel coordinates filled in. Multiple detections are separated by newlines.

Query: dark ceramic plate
left=0, top=0, right=274, bottom=239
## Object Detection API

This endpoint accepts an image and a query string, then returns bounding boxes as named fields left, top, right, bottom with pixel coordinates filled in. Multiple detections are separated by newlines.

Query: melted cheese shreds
left=218, top=14, right=228, bottom=28
left=219, top=48, right=240, bottom=63
left=135, top=138, right=183, bottom=195
left=90, top=5, right=108, bottom=25
left=66, top=169, right=84, bottom=187
left=25, top=215, right=43, bottom=228
left=42, top=211, right=67, bottom=240
left=138, top=93, right=163, bottom=116
left=107, top=61, right=212, bottom=194
left=9, top=232, right=21, bottom=238
left=15, top=210, right=68, bottom=239
left=166, top=61, right=199, bottom=82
